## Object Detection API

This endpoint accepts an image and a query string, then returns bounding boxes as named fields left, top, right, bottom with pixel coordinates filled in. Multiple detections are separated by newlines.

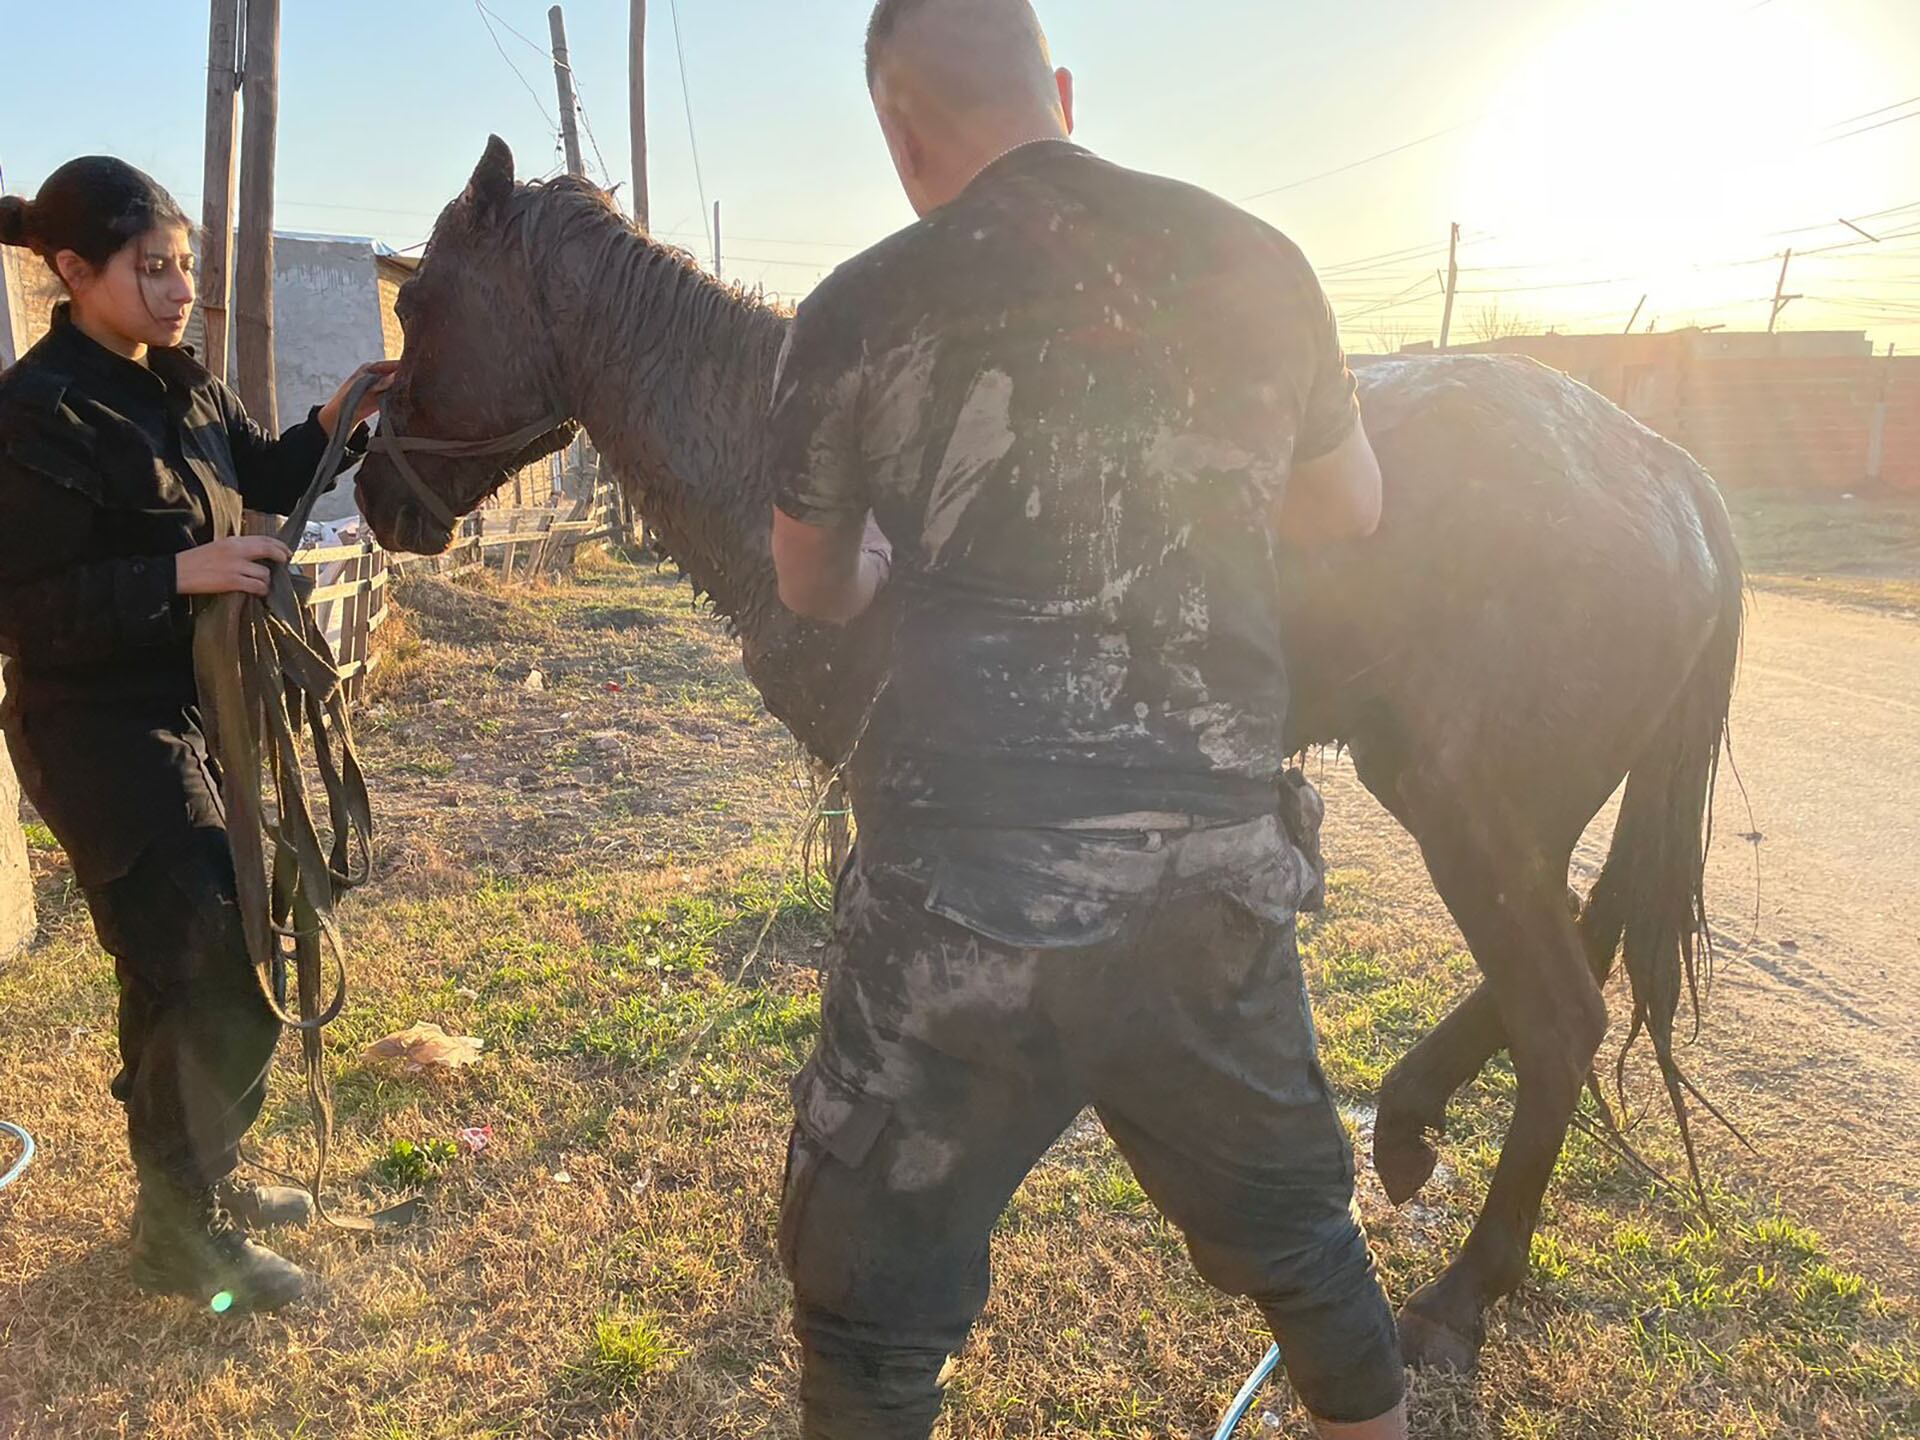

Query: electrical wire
left=1240, top=118, right=1482, bottom=204
left=666, top=0, right=714, bottom=261
left=473, top=0, right=560, bottom=136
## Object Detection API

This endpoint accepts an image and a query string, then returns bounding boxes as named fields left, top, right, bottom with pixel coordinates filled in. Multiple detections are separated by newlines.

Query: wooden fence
left=291, top=472, right=624, bottom=695
left=293, top=540, right=390, bottom=695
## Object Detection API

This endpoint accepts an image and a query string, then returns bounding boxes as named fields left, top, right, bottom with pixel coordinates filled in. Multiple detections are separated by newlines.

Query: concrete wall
left=269, top=238, right=392, bottom=523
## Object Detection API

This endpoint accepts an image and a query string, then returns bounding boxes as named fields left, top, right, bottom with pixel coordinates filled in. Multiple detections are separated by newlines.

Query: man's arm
left=767, top=287, right=891, bottom=624
left=773, top=510, right=892, bottom=624
left=1276, top=421, right=1382, bottom=545
left=1271, top=251, right=1383, bottom=546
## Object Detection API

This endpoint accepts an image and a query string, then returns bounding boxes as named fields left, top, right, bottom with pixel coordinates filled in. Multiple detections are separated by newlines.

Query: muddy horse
left=355, top=139, right=1744, bottom=1372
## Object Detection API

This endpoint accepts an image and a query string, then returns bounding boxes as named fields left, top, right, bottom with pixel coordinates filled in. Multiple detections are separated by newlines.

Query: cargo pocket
left=1275, top=769, right=1327, bottom=912
left=777, top=1056, right=891, bottom=1280
left=919, top=828, right=1160, bottom=950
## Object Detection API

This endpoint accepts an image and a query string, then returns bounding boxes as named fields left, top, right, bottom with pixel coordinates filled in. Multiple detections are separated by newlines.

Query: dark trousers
left=778, top=847, right=1405, bottom=1438
left=83, top=826, right=279, bottom=1190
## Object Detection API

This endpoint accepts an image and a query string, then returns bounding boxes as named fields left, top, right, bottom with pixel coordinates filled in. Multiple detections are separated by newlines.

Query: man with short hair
left=767, top=2, right=1405, bottom=1435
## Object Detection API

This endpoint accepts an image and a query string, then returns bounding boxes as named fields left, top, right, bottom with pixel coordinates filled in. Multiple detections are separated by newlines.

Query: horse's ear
left=466, top=135, right=516, bottom=221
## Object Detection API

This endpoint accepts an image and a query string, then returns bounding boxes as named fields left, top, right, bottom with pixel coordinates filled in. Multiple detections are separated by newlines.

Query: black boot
left=131, top=1175, right=310, bottom=1313
left=215, top=1178, right=315, bottom=1231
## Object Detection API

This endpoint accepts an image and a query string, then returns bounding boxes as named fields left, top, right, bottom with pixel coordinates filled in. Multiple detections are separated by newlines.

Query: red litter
left=457, top=1125, right=493, bottom=1154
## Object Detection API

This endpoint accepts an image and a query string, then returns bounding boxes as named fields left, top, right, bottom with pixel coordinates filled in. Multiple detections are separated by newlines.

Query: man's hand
left=773, top=508, right=892, bottom=624
left=174, top=536, right=293, bottom=598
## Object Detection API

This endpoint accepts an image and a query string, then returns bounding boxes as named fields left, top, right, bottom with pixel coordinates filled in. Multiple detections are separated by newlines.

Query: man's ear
left=466, top=134, right=516, bottom=220
left=1056, top=67, right=1075, bottom=134
left=878, top=107, right=923, bottom=186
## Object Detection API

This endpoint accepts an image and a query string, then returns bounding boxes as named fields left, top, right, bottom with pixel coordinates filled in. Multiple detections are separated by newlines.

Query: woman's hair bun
left=0, top=195, right=34, bottom=249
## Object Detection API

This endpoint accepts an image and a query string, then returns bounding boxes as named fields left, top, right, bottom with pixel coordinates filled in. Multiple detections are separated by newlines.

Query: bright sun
left=1455, top=0, right=1906, bottom=327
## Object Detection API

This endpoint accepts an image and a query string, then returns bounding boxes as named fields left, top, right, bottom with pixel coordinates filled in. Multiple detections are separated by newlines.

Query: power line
left=1821, top=93, right=1920, bottom=132
left=1240, top=118, right=1481, bottom=205
left=666, top=0, right=713, bottom=260
left=473, top=0, right=560, bottom=135
left=1821, top=106, right=1920, bottom=146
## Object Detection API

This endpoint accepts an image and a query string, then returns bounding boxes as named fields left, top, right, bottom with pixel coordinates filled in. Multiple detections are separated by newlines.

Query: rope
left=0, top=1121, right=34, bottom=1193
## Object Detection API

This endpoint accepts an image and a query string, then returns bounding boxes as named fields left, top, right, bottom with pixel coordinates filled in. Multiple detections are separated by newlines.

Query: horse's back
left=1283, top=355, right=1738, bottom=827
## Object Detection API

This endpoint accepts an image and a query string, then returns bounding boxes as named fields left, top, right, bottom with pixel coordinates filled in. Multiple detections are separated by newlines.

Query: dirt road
left=1317, top=586, right=1920, bottom=1295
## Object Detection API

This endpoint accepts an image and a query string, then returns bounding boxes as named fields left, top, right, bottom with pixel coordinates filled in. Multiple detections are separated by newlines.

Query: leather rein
left=190, top=377, right=566, bottom=1233
left=366, top=407, right=575, bottom=532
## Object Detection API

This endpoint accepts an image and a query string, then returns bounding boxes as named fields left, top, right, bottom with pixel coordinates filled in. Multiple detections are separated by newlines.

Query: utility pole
left=1437, top=221, right=1461, bottom=351
left=549, top=6, right=585, bottom=179
left=629, top=0, right=649, bottom=229
left=233, top=0, right=280, bottom=430
left=713, top=200, right=722, bottom=281
left=1767, top=249, right=1802, bottom=334
left=200, top=0, right=243, bottom=381
left=1624, top=294, right=1647, bottom=335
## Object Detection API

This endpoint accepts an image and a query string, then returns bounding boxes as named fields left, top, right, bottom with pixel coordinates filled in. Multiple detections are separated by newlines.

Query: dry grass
left=1726, top=489, right=1920, bottom=617
left=2, top=552, right=1915, bottom=1439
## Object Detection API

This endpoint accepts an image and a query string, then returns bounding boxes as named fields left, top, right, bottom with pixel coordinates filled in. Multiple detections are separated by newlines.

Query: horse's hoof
left=1373, top=1119, right=1440, bottom=1205
left=1397, top=1286, right=1485, bottom=1374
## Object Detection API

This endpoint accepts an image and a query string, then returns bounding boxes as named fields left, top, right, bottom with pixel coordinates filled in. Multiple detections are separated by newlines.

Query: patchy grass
left=1726, top=489, right=1920, bottom=615
left=1, top=551, right=1914, bottom=1438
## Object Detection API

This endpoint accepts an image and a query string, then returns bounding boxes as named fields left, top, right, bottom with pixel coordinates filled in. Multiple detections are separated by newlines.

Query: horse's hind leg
left=1375, top=886, right=1608, bottom=1205
left=1386, top=810, right=1607, bottom=1372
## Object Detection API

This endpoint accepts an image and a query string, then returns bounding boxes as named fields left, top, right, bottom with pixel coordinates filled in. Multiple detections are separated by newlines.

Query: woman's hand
left=174, top=536, right=293, bottom=598
left=317, top=360, right=401, bottom=435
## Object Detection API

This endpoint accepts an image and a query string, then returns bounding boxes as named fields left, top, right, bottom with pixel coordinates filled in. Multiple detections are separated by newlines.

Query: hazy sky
left=3, top=0, right=1918, bottom=348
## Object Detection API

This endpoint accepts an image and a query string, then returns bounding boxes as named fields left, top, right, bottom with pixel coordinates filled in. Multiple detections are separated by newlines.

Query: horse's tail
left=1578, top=465, right=1745, bottom=1199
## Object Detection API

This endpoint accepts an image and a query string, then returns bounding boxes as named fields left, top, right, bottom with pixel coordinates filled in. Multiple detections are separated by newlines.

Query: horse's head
left=356, top=136, right=578, bottom=554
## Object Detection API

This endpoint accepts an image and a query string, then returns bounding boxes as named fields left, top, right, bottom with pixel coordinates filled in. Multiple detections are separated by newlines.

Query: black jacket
left=0, top=303, right=366, bottom=884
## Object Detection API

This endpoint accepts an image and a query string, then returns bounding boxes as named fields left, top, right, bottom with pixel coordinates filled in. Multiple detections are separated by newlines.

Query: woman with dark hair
left=0, top=157, right=393, bottom=1313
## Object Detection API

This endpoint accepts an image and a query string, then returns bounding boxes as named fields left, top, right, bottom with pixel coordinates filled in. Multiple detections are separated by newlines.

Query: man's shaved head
left=865, top=0, right=1058, bottom=111
left=863, top=0, right=1074, bottom=216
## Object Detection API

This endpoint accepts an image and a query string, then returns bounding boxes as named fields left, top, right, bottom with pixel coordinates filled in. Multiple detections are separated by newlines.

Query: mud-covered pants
left=86, top=827, right=279, bottom=1190
left=778, top=836, right=1406, bottom=1437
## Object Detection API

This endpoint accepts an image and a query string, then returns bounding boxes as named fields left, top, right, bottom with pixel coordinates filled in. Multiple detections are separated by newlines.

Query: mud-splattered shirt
left=771, top=140, right=1357, bottom=831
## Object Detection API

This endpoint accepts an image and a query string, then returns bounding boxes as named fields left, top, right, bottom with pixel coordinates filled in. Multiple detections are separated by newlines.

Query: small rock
left=551, top=1169, right=572, bottom=1186
left=524, top=669, right=546, bottom=693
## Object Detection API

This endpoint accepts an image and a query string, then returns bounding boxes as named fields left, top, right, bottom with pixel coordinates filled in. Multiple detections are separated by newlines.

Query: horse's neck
left=547, top=227, right=787, bottom=637
left=538, top=217, right=869, bottom=760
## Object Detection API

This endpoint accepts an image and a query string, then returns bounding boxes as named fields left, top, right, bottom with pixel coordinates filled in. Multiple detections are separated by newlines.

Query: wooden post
left=713, top=200, right=722, bottom=281
left=200, top=0, right=243, bottom=381
left=629, top=0, right=649, bottom=230
left=0, top=251, right=17, bottom=369
left=549, top=6, right=585, bottom=179
left=233, top=0, right=280, bottom=429
left=1437, top=221, right=1461, bottom=352
left=1623, top=294, right=1647, bottom=335
left=1767, top=249, right=1801, bottom=334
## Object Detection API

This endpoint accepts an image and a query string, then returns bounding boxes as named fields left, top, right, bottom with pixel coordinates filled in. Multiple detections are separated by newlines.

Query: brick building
left=1409, top=328, right=1919, bottom=492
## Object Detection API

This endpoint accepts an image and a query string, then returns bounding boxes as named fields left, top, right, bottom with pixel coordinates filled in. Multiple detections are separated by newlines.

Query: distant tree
left=1467, top=299, right=1538, bottom=343
left=1364, top=322, right=1418, bottom=355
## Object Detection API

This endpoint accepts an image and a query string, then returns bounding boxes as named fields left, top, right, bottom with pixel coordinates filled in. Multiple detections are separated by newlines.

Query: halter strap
left=366, top=409, right=573, bottom=531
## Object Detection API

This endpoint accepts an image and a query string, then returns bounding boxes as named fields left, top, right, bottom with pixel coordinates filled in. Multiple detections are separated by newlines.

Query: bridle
left=366, top=407, right=575, bottom=532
